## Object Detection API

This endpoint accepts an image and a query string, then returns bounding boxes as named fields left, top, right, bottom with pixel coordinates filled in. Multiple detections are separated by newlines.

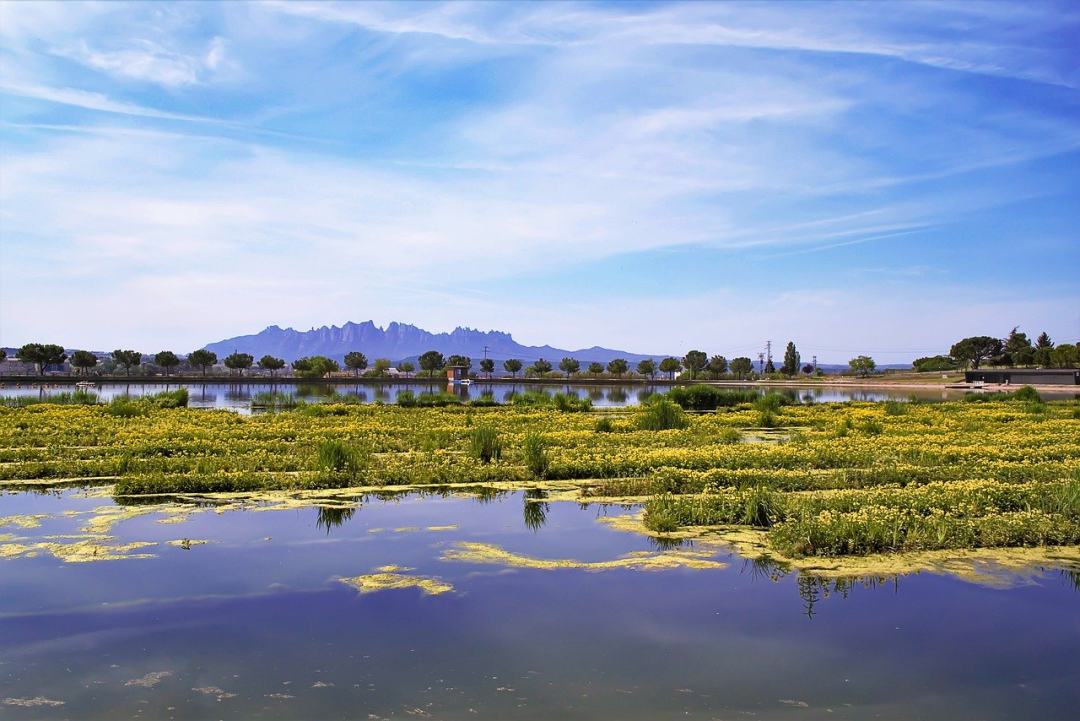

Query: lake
left=5, top=380, right=1074, bottom=411
left=1, top=487, right=1077, bottom=720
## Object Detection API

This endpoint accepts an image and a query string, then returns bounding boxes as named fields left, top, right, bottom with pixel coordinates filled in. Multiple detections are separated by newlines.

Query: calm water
left=6, top=381, right=1074, bottom=411
left=1, top=488, right=1078, bottom=720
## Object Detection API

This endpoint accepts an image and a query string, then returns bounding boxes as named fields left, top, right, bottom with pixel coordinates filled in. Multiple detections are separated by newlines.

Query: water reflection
left=315, top=505, right=358, bottom=533
left=522, top=489, right=549, bottom=531
left=7, top=379, right=1076, bottom=410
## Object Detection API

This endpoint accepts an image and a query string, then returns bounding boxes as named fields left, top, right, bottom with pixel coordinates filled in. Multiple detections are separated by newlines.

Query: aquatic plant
left=594, top=416, right=615, bottom=433
left=314, top=439, right=369, bottom=482
left=665, top=385, right=758, bottom=411
left=469, top=425, right=502, bottom=464
left=637, top=397, right=689, bottom=431
left=522, top=432, right=550, bottom=478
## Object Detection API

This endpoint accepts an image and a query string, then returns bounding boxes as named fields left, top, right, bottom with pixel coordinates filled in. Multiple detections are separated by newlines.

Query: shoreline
left=0, top=374, right=1074, bottom=394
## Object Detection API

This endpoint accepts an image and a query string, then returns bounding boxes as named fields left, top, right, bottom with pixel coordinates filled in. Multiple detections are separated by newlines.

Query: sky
left=0, top=1, right=1077, bottom=364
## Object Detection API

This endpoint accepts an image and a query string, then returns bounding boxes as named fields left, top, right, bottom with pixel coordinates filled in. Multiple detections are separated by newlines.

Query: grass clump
left=1014, top=385, right=1042, bottom=403
left=552, top=392, right=592, bottom=413
left=314, top=439, right=369, bottom=482
left=594, top=416, right=615, bottom=433
left=883, top=400, right=908, bottom=416
left=1, top=390, right=100, bottom=407
left=637, top=397, right=689, bottom=431
left=522, top=432, right=550, bottom=478
left=469, top=425, right=502, bottom=464
left=666, top=385, right=758, bottom=411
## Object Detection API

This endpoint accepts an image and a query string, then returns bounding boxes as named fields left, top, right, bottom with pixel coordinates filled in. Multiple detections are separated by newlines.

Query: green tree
left=224, top=352, right=254, bottom=376
left=659, top=357, right=681, bottom=380
left=446, top=354, right=471, bottom=372
left=730, top=356, right=753, bottom=379
left=344, top=351, right=368, bottom=377
left=913, top=355, right=957, bottom=372
left=503, top=358, right=523, bottom=378
left=372, top=358, right=392, bottom=377
left=708, top=355, right=728, bottom=378
left=781, top=341, right=800, bottom=376
left=530, top=358, right=553, bottom=377
left=1003, top=327, right=1034, bottom=366
left=588, top=362, right=604, bottom=377
left=0, top=348, right=5, bottom=362
left=155, top=350, right=180, bottom=377
left=17, top=343, right=68, bottom=375
left=419, top=351, right=446, bottom=377
left=607, top=358, right=629, bottom=379
left=1034, top=332, right=1054, bottom=367
left=848, top=355, right=876, bottom=377
left=682, top=350, right=707, bottom=380
left=949, top=336, right=1003, bottom=369
left=1051, top=343, right=1078, bottom=368
left=764, top=357, right=776, bottom=374
left=70, top=350, right=98, bottom=375
left=292, top=355, right=339, bottom=378
left=188, top=349, right=217, bottom=376
left=636, top=359, right=657, bottom=379
left=258, top=355, right=286, bottom=377
left=111, top=349, right=141, bottom=377
left=559, top=357, right=580, bottom=379
left=479, top=358, right=495, bottom=378
left=397, top=361, right=415, bottom=377
left=801, top=364, right=814, bottom=375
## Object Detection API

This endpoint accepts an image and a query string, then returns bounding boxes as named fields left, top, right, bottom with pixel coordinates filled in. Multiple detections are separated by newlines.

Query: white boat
left=75, top=381, right=97, bottom=389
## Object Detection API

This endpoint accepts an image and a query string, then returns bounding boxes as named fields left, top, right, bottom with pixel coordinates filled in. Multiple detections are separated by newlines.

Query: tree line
left=913, top=328, right=1077, bottom=371
left=3, top=341, right=882, bottom=380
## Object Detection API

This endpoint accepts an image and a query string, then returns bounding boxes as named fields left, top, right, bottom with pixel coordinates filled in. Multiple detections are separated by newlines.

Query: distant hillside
left=203, top=321, right=662, bottom=365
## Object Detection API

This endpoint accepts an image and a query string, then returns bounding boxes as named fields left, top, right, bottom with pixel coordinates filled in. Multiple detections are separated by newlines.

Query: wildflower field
left=1, top=392, right=1077, bottom=560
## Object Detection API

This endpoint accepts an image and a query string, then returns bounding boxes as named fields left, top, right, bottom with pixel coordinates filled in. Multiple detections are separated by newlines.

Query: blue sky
left=0, top=1, right=1077, bottom=363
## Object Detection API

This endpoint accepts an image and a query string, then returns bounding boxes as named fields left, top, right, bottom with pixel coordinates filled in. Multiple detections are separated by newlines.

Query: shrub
left=594, top=416, right=614, bottom=433
left=1013, top=385, right=1042, bottom=403
left=522, top=432, right=549, bottom=478
left=883, top=400, right=908, bottom=416
left=666, top=385, right=758, bottom=411
left=637, top=397, right=689, bottom=431
left=106, top=398, right=148, bottom=417
left=469, top=425, right=502, bottom=464
left=146, top=389, right=188, bottom=408
left=552, top=392, right=592, bottom=413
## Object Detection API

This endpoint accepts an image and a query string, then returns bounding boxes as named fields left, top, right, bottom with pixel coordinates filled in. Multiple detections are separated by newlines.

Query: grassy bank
left=1, top=394, right=1077, bottom=560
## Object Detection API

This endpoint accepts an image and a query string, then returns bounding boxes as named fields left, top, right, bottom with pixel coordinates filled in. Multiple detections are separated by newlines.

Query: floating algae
left=125, top=671, right=172, bottom=688
left=605, top=510, right=1080, bottom=588
left=0, top=514, right=49, bottom=529
left=339, top=567, right=453, bottom=596
left=2, top=696, right=65, bottom=707
left=166, top=539, right=208, bottom=549
left=441, top=541, right=727, bottom=572
left=0, top=538, right=157, bottom=563
left=192, top=686, right=237, bottom=700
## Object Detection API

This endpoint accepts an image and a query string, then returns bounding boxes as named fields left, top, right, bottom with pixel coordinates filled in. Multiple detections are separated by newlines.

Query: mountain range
left=203, top=321, right=662, bottom=365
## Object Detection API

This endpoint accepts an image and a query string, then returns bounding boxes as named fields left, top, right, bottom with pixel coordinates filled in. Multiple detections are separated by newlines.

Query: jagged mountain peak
left=203, top=321, right=658, bottom=365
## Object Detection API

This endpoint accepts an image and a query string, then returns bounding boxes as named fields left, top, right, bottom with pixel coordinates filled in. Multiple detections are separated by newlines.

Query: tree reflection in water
left=315, top=505, right=358, bottom=534
left=523, top=489, right=549, bottom=531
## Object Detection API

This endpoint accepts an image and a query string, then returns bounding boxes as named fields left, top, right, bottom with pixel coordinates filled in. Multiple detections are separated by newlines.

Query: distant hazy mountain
left=203, top=321, right=662, bottom=365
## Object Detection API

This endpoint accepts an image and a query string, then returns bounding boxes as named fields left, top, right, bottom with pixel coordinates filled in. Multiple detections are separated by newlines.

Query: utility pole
left=757, top=352, right=765, bottom=374
left=812, top=355, right=818, bottom=373
left=765, top=340, right=772, bottom=367
left=482, top=346, right=489, bottom=360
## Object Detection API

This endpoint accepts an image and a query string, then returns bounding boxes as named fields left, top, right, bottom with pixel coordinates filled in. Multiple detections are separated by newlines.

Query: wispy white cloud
left=50, top=37, right=227, bottom=88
